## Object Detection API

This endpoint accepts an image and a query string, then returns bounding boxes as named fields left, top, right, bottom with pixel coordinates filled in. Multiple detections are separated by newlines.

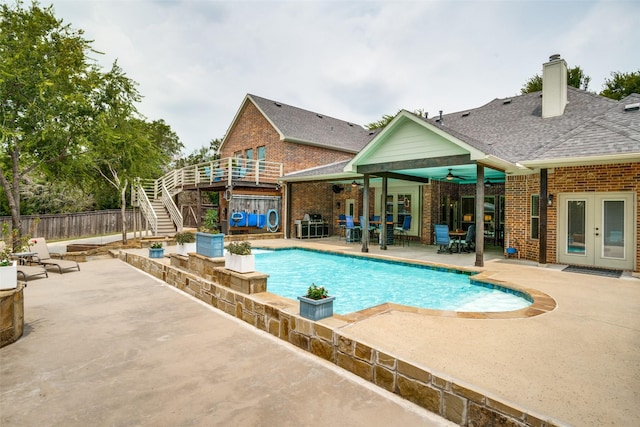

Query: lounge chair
left=17, top=264, right=48, bottom=281
left=434, top=224, right=452, bottom=254
left=0, top=241, right=48, bottom=282
left=28, top=238, right=80, bottom=273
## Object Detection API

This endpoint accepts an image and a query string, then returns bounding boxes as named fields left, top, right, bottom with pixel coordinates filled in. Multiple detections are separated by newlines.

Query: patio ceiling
left=334, top=164, right=505, bottom=186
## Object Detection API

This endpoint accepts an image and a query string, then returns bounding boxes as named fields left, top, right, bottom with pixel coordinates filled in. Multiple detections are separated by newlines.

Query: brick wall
left=221, top=101, right=353, bottom=175
left=506, top=162, right=640, bottom=272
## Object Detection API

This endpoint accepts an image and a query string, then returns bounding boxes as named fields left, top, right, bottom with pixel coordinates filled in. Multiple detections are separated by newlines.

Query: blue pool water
left=254, top=249, right=531, bottom=315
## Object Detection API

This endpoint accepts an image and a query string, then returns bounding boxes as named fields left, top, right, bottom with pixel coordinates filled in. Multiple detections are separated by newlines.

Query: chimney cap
left=549, top=54, right=561, bottom=61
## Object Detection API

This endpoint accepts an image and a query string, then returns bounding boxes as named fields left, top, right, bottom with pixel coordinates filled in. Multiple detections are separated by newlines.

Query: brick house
left=217, top=94, right=375, bottom=234
left=279, top=55, right=640, bottom=273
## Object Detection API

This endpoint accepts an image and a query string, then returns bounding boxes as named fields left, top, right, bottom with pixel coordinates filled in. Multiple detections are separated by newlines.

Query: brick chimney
left=542, top=54, right=568, bottom=118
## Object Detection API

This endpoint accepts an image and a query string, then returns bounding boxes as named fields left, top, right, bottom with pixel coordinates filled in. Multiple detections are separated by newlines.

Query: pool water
left=254, top=249, right=531, bottom=315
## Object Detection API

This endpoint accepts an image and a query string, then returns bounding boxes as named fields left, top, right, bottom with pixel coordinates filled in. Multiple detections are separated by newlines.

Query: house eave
left=520, top=153, right=640, bottom=169
left=283, top=137, right=360, bottom=154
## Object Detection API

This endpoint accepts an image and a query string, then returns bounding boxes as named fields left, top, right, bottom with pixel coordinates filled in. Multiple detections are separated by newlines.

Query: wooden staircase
left=151, top=199, right=176, bottom=236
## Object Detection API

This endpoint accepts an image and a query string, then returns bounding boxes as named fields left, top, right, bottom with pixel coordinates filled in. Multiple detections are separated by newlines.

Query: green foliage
left=521, top=66, right=591, bottom=94
left=600, top=70, right=640, bottom=100
left=0, top=1, right=183, bottom=227
left=201, top=209, right=219, bottom=233
left=0, top=221, right=37, bottom=265
left=174, top=231, right=196, bottom=244
left=172, top=138, right=221, bottom=169
left=366, top=109, right=426, bottom=130
left=150, top=242, right=163, bottom=249
left=305, top=283, right=329, bottom=300
left=227, top=240, right=251, bottom=255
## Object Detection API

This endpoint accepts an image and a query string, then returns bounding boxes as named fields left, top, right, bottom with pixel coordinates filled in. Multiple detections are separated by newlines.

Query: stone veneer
left=121, top=251, right=566, bottom=427
left=0, top=283, right=24, bottom=348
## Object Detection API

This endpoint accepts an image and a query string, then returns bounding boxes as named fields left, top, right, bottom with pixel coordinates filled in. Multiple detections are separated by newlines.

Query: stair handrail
left=161, top=182, right=183, bottom=232
left=135, top=180, right=158, bottom=235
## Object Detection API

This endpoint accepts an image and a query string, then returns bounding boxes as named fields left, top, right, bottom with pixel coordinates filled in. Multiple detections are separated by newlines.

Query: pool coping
left=252, top=245, right=557, bottom=321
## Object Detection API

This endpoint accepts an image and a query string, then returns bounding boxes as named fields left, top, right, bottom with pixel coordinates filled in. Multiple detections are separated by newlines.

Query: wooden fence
left=0, top=210, right=145, bottom=241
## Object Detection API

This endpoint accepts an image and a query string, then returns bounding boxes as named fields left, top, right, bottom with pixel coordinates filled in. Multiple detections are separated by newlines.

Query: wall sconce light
left=351, top=180, right=358, bottom=188
left=336, top=202, right=341, bottom=209
left=547, top=194, right=554, bottom=206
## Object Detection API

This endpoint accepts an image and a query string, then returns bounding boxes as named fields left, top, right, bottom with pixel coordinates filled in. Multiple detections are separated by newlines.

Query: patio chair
left=394, top=215, right=412, bottom=246
left=345, top=215, right=361, bottom=243
left=28, top=238, right=80, bottom=274
left=337, top=214, right=346, bottom=240
left=434, top=224, right=452, bottom=254
left=463, top=224, right=476, bottom=252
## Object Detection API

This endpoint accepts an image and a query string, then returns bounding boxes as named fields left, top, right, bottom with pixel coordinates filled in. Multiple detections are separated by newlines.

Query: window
left=257, top=146, right=266, bottom=170
left=531, top=194, right=540, bottom=239
left=245, top=148, right=253, bottom=169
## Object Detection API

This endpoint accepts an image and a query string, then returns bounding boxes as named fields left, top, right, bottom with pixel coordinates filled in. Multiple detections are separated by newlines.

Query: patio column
left=539, top=168, right=548, bottom=265
left=361, top=174, right=370, bottom=253
left=380, top=177, right=388, bottom=250
left=475, top=165, right=485, bottom=267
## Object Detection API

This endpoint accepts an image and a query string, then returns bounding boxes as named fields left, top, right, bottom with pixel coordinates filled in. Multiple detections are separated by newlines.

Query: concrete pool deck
left=2, top=236, right=639, bottom=426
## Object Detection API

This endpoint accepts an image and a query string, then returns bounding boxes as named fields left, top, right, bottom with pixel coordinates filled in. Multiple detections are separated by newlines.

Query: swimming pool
left=254, top=249, right=531, bottom=315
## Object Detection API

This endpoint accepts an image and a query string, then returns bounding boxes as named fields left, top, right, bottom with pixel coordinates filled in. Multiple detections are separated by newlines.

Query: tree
left=0, top=1, right=100, bottom=240
left=600, top=70, right=640, bottom=100
left=172, top=138, right=220, bottom=169
left=366, top=109, right=425, bottom=130
left=520, top=66, right=591, bottom=94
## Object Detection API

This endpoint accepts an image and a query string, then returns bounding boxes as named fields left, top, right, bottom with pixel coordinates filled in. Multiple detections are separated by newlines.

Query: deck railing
left=135, top=157, right=283, bottom=234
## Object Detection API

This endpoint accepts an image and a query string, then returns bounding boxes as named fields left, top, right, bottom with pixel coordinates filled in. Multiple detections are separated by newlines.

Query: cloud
left=48, top=0, right=640, bottom=154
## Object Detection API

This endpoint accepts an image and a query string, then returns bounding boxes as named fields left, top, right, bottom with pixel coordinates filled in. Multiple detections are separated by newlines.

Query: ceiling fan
left=443, top=169, right=468, bottom=181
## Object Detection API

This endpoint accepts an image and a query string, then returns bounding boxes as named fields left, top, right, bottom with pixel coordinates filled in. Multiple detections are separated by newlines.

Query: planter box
left=196, top=232, right=224, bottom=258
left=225, top=253, right=255, bottom=273
left=149, top=248, right=165, bottom=259
left=0, top=261, right=17, bottom=290
left=176, top=242, right=196, bottom=256
left=297, top=295, right=335, bottom=321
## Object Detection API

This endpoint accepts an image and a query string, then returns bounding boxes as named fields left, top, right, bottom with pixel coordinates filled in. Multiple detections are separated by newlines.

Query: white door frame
left=557, top=192, right=635, bottom=270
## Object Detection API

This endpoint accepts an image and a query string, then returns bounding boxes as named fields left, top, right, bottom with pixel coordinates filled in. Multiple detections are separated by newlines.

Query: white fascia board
left=279, top=172, right=359, bottom=183
left=520, top=153, right=640, bottom=168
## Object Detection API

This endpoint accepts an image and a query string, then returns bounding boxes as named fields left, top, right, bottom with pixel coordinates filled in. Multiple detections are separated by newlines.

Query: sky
left=45, top=0, right=640, bottom=155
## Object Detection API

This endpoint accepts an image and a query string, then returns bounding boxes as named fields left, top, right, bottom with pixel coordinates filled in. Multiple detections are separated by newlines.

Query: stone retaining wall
left=121, top=251, right=566, bottom=427
left=0, top=283, right=24, bottom=348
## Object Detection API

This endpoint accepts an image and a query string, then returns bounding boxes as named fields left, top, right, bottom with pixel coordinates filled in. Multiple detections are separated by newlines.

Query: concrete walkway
left=0, top=257, right=452, bottom=427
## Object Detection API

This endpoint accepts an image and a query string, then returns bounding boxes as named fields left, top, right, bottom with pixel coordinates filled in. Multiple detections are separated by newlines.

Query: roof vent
left=316, top=114, right=323, bottom=119
left=461, top=111, right=470, bottom=117
left=624, top=102, right=640, bottom=111
left=503, top=99, right=512, bottom=104
left=438, top=110, right=443, bottom=125
left=274, top=102, right=282, bottom=107
left=347, top=122, right=353, bottom=126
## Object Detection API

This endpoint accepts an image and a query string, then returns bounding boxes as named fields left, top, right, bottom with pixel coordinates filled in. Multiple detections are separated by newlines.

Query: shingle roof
left=249, top=94, right=376, bottom=153
left=428, top=88, right=639, bottom=163
left=284, top=160, right=351, bottom=178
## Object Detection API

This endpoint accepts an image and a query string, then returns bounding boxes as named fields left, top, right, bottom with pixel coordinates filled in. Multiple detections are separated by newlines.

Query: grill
left=295, top=213, right=329, bottom=239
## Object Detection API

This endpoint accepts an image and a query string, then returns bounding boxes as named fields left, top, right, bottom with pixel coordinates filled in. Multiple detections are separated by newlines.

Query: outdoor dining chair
left=434, top=224, right=452, bottom=254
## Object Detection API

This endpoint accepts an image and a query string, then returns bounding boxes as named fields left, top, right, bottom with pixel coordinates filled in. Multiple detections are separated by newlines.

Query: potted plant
left=0, top=241, right=17, bottom=291
left=196, top=209, right=225, bottom=258
left=175, top=231, right=196, bottom=256
left=297, top=283, right=335, bottom=321
left=0, top=224, right=27, bottom=290
left=225, top=240, right=254, bottom=273
left=148, top=242, right=165, bottom=259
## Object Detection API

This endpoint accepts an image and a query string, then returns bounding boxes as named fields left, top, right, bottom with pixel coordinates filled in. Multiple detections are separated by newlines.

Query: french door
left=558, top=192, right=635, bottom=270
